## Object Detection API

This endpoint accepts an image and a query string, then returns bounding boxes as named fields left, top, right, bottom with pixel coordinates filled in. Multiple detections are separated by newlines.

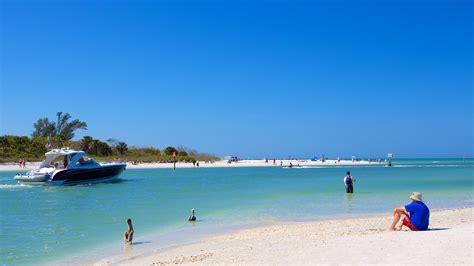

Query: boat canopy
left=39, top=148, right=85, bottom=168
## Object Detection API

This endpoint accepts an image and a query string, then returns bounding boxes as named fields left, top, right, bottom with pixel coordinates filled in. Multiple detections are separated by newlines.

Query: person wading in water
left=344, top=171, right=355, bottom=193
left=124, top=218, right=134, bottom=244
left=188, top=209, right=197, bottom=222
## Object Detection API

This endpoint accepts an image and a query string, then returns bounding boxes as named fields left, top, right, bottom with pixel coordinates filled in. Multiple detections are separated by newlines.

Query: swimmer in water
left=188, top=209, right=196, bottom=222
left=123, top=218, right=134, bottom=244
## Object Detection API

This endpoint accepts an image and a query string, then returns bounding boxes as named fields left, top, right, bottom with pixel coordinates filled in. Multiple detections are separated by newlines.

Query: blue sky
left=1, top=0, right=472, bottom=158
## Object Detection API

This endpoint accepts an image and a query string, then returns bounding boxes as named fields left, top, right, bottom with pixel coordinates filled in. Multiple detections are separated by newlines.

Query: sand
left=101, top=208, right=473, bottom=265
left=126, top=159, right=382, bottom=169
left=0, top=159, right=382, bottom=171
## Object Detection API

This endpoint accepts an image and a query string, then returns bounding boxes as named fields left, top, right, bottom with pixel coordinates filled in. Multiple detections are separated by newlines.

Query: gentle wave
left=393, top=165, right=471, bottom=168
left=285, top=165, right=386, bottom=169
left=281, top=164, right=471, bottom=169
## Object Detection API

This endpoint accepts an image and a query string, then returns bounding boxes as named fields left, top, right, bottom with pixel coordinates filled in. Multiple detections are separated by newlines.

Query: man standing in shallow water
left=344, top=171, right=355, bottom=193
left=388, top=192, right=430, bottom=231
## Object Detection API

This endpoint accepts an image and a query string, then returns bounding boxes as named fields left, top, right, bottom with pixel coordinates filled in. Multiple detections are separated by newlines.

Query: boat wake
left=0, top=184, right=33, bottom=190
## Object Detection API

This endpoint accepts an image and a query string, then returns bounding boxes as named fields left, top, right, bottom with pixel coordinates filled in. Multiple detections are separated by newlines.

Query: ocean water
left=0, top=159, right=473, bottom=264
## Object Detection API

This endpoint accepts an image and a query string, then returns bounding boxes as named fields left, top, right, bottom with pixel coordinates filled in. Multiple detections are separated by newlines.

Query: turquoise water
left=0, top=159, right=473, bottom=264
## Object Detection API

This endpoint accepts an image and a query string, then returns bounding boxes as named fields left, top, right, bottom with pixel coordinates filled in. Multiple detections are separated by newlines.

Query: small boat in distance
left=14, top=148, right=126, bottom=185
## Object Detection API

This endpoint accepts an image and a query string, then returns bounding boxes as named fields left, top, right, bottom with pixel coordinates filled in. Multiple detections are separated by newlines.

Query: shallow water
left=0, top=159, right=473, bottom=264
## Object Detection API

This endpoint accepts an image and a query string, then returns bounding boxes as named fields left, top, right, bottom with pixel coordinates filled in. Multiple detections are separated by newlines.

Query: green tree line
left=0, top=135, right=218, bottom=163
left=0, top=112, right=219, bottom=163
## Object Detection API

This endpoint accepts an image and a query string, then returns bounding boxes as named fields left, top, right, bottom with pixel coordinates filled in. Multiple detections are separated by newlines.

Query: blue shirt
left=405, top=201, right=430, bottom=230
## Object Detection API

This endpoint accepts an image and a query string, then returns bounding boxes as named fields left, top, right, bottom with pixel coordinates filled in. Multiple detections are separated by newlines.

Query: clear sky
left=1, top=0, right=472, bottom=158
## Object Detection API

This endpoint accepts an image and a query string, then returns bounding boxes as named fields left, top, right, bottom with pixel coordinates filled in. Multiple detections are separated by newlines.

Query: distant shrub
left=79, top=136, right=112, bottom=156
left=163, top=146, right=178, bottom=156
left=177, top=151, right=188, bottom=156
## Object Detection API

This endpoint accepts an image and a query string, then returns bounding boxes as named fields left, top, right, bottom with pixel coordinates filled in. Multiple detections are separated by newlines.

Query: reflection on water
left=344, top=193, right=354, bottom=213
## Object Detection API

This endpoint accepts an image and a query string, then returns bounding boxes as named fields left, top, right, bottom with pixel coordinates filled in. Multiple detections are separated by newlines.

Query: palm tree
left=55, top=112, right=87, bottom=141
left=116, top=142, right=128, bottom=155
left=31, top=112, right=87, bottom=141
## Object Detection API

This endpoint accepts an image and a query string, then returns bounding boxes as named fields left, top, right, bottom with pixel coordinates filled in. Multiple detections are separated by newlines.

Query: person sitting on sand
left=388, top=192, right=430, bottom=231
left=124, top=218, right=134, bottom=243
left=344, top=171, right=355, bottom=193
left=188, top=209, right=196, bottom=221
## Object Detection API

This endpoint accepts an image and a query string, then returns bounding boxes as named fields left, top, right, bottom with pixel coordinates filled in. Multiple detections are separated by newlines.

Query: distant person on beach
left=289, top=162, right=293, bottom=168
left=188, top=209, right=196, bottom=221
left=124, top=218, right=134, bottom=243
left=344, top=171, right=355, bottom=193
left=388, top=192, right=430, bottom=231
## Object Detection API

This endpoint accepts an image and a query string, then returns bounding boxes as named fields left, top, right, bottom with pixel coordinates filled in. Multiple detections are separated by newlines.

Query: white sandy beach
left=0, top=159, right=382, bottom=171
left=96, top=208, right=473, bottom=265
left=127, top=159, right=383, bottom=169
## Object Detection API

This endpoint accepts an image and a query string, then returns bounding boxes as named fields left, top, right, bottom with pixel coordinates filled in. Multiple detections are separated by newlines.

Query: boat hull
left=14, top=173, right=51, bottom=184
left=51, top=164, right=126, bottom=185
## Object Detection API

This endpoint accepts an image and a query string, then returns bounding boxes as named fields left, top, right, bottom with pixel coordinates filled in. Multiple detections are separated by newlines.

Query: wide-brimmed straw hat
left=409, top=192, right=423, bottom=202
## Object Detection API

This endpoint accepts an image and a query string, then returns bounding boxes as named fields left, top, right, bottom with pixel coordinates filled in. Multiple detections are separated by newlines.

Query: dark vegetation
left=0, top=113, right=219, bottom=163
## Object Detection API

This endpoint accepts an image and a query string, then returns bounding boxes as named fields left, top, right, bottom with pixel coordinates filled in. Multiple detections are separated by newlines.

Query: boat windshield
left=75, top=157, right=99, bottom=167
left=47, top=155, right=70, bottom=169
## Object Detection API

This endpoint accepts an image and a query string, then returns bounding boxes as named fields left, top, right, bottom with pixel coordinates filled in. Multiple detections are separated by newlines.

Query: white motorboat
left=14, top=148, right=126, bottom=185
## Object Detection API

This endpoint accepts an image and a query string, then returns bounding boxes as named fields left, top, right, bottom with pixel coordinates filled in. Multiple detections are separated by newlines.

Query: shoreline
left=127, top=159, right=384, bottom=169
left=57, top=207, right=473, bottom=265
left=4, top=159, right=471, bottom=265
left=0, top=159, right=383, bottom=172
